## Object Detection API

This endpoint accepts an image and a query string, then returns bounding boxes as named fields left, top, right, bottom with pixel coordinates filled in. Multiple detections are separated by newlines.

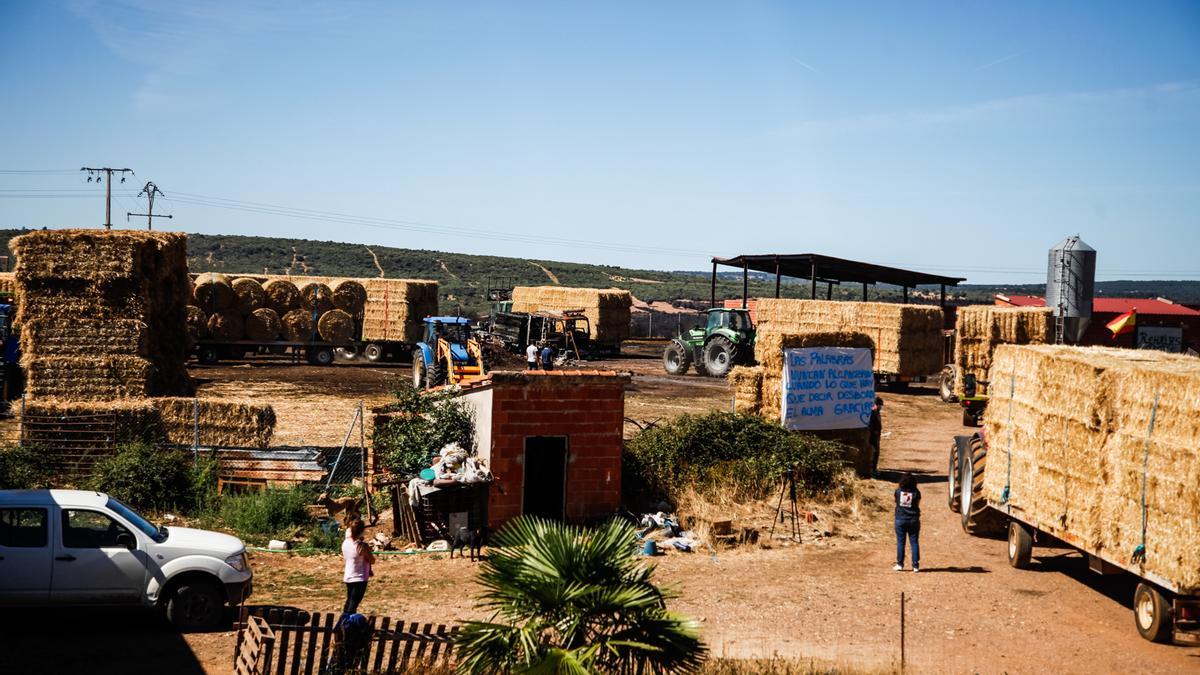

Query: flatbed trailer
left=193, top=338, right=411, bottom=366
left=950, top=432, right=1200, bottom=644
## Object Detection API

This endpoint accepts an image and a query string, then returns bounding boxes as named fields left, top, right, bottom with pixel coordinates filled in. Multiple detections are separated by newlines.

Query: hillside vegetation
left=3, top=229, right=1197, bottom=316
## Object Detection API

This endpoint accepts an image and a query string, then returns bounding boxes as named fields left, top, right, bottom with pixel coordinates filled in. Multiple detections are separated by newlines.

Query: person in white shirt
left=526, top=342, right=539, bottom=370
left=342, top=519, right=374, bottom=614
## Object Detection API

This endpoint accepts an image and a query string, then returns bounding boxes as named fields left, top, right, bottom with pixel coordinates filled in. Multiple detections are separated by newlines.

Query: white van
left=0, top=489, right=252, bottom=630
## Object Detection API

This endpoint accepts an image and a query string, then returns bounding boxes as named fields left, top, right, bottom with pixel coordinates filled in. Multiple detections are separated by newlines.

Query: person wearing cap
left=869, top=396, right=884, bottom=478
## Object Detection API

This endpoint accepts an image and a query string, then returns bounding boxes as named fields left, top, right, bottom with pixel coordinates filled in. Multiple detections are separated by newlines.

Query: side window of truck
left=0, top=508, right=48, bottom=548
left=62, top=510, right=131, bottom=549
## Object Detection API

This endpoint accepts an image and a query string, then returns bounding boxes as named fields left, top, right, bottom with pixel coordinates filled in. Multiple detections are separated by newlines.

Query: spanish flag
left=1106, top=309, right=1136, bottom=338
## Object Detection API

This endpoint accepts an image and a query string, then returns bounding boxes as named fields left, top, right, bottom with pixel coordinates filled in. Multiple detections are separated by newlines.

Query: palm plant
left=455, top=516, right=707, bottom=674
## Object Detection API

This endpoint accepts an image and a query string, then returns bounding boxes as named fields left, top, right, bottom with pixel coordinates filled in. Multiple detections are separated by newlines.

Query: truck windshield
left=107, top=497, right=166, bottom=542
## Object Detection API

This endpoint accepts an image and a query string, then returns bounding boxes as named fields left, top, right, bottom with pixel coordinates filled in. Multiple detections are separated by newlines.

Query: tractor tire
left=662, top=341, right=691, bottom=375
left=1007, top=521, right=1034, bottom=569
left=703, top=336, right=737, bottom=379
left=364, top=343, right=384, bottom=362
left=412, top=350, right=427, bottom=389
left=948, top=438, right=961, bottom=513
left=939, top=365, right=957, bottom=402
left=1134, top=583, right=1174, bottom=643
left=960, top=433, right=1005, bottom=536
left=692, top=356, right=710, bottom=377
left=428, top=358, right=445, bottom=387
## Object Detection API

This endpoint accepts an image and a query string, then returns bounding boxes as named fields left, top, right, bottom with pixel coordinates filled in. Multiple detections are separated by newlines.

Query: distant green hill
left=3, top=229, right=1197, bottom=315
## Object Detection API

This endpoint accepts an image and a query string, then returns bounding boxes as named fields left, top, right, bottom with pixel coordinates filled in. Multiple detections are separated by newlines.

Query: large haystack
left=331, top=279, right=367, bottom=316
left=299, top=281, right=334, bottom=315
left=153, top=398, right=275, bottom=449
left=11, top=229, right=193, bottom=399
left=360, top=278, right=438, bottom=344
left=511, top=286, right=633, bottom=345
left=954, top=305, right=1052, bottom=396
left=754, top=299, right=942, bottom=377
left=317, top=309, right=354, bottom=344
left=263, top=279, right=301, bottom=314
left=231, top=277, right=266, bottom=315
left=983, top=345, right=1200, bottom=592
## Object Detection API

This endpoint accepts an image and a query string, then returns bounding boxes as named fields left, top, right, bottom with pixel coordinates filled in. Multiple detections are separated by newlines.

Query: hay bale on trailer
left=206, top=311, right=244, bottom=342
left=953, top=305, right=1052, bottom=396
left=317, top=309, right=354, bottom=344
left=299, top=281, right=333, bottom=315
left=193, top=272, right=235, bottom=312
left=754, top=299, right=942, bottom=377
left=0, top=271, right=15, bottom=297
left=983, top=344, right=1200, bottom=592
left=360, top=279, right=439, bottom=344
left=231, top=277, right=266, bottom=315
left=186, top=305, right=207, bottom=341
left=244, top=308, right=281, bottom=342
left=263, top=279, right=301, bottom=315
left=330, top=279, right=367, bottom=316
left=281, top=309, right=315, bottom=342
left=153, top=398, right=276, bottom=449
left=511, top=286, right=633, bottom=345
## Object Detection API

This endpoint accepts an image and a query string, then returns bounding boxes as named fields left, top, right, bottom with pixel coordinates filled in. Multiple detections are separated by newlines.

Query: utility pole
left=126, top=181, right=172, bottom=230
left=80, top=167, right=134, bottom=230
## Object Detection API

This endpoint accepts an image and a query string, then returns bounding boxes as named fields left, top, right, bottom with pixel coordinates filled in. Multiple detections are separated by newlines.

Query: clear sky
left=1, top=1, right=1197, bottom=283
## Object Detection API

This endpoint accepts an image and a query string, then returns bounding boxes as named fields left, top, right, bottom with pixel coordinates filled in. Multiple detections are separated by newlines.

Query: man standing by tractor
left=526, top=342, right=539, bottom=370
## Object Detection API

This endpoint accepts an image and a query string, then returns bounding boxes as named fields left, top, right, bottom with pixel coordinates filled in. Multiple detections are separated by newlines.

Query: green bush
left=0, top=445, right=52, bottom=489
left=218, top=487, right=313, bottom=538
left=624, top=412, right=845, bottom=502
left=305, top=521, right=343, bottom=552
left=190, top=454, right=221, bottom=514
left=87, top=444, right=195, bottom=512
left=372, top=383, right=474, bottom=476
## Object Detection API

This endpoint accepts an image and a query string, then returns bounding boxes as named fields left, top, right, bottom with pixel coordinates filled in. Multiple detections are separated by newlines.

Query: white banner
left=1136, top=326, right=1183, bottom=353
left=781, top=347, right=875, bottom=430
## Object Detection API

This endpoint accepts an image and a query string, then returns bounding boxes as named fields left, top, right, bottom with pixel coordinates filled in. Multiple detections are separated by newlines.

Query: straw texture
left=299, top=281, right=333, bottom=315
left=317, top=308, right=354, bottom=344
left=511, top=286, right=633, bottom=344
left=0, top=271, right=15, bottom=297
left=730, top=366, right=763, bottom=414
left=983, top=344, right=1200, bottom=592
left=244, top=308, right=281, bottom=342
left=330, top=279, right=367, bottom=316
left=263, top=279, right=301, bottom=314
left=954, top=305, right=1052, bottom=396
left=231, top=277, right=266, bottom=315
left=193, top=272, right=234, bottom=312
left=153, top=397, right=275, bottom=449
left=206, top=311, right=244, bottom=342
left=281, top=309, right=315, bottom=342
left=360, top=278, right=438, bottom=343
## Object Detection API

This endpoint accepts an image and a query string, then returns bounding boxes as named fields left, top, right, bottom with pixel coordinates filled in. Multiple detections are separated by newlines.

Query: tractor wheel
left=703, top=336, right=737, bottom=379
left=662, top=341, right=691, bottom=375
left=939, top=365, right=957, bottom=402
left=692, top=355, right=710, bottom=377
left=412, top=350, right=427, bottom=389
left=960, top=433, right=1005, bottom=536
left=947, top=438, right=961, bottom=513
left=1007, top=521, right=1034, bottom=569
left=428, top=357, right=445, bottom=387
left=1134, top=583, right=1174, bottom=643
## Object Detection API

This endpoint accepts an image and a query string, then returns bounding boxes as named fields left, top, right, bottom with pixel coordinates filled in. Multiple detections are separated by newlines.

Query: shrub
left=0, top=445, right=51, bottom=489
left=372, top=383, right=474, bottom=476
left=624, top=412, right=845, bottom=502
left=218, top=487, right=313, bottom=538
left=87, top=444, right=194, bottom=512
left=306, top=521, right=343, bottom=552
left=190, top=454, right=221, bottom=514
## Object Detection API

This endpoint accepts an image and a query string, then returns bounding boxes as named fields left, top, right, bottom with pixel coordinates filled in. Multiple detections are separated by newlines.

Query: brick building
left=995, top=294, right=1200, bottom=352
left=457, top=370, right=630, bottom=529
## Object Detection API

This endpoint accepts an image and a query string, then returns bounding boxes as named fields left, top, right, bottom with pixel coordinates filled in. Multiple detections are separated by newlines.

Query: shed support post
left=742, top=263, right=748, bottom=309
left=940, top=284, right=946, bottom=307
left=862, top=283, right=868, bottom=301
left=810, top=263, right=817, bottom=299
left=710, top=261, right=717, bottom=308
left=826, top=282, right=833, bottom=300
left=903, top=286, right=909, bottom=303
left=774, top=259, right=781, bottom=299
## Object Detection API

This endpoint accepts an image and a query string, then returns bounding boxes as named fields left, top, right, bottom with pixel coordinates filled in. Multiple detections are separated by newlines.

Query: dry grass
left=317, top=308, right=354, bottom=343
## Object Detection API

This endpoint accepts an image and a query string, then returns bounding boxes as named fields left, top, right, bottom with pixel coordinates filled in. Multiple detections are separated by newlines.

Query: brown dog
left=315, top=492, right=361, bottom=524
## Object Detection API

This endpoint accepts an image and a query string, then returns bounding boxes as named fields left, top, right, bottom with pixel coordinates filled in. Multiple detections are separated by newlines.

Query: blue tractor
left=412, top=316, right=485, bottom=389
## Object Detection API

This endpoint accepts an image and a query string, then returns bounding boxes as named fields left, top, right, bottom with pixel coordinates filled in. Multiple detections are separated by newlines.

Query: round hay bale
left=330, top=279, right=367, bottom=316
left=263, top=279, right=301, bottom=314
left=186, top=305, right=208, bottom=339
left=193, top=273, right=234, bottom=311
left=317, top=309, right=355, bottom=344
left=245, top=308, right=282, bottom=342
left=281, top=309, right=315, bottom=342
left=207, top=311, right=244, bottom=341
left=231, top=277, right=266, bottom=315
left=299, top=282, right=334, bottom=314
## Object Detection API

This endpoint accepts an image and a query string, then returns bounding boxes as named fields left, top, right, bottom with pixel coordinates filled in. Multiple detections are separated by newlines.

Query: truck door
left=0, top=506, right=53, bottom=605
left=51, top=508, right=147, bottom=604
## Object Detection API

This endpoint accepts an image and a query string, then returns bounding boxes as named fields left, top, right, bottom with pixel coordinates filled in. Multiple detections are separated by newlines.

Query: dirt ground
left=8, top=344, right=1199, bottom=674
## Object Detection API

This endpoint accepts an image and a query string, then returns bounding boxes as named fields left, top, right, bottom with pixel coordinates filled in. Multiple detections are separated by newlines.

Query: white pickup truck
left=0, top=489, right=252, bottom=630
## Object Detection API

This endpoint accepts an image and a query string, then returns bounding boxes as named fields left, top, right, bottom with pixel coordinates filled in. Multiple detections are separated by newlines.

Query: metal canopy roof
left=712, top=253, right=966, bottom=288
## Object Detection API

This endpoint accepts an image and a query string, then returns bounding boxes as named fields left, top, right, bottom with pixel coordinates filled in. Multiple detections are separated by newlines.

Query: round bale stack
left=193, top=272, right=234, bottom=312
left=207, top=311, right=244, bottom=341
left=299, top=281, right=334, bottom=315
left=231, top=277, right=266, bottom=315
left=331, top=279, right=367, bottom=316
left=245, top=308, right=282, bottom=342
left=263, top=279, right=301, bottom=315
left=317, top=308, right=355, bottom=344
left=281, top=309, right=315, bottom=342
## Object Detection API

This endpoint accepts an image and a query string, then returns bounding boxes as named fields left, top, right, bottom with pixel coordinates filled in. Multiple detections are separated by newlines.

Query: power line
left=80, top=167, right=134, bottom=230
left=0, top=169, right=79, bottom=174
left=126, top=181, right=173, bottom=230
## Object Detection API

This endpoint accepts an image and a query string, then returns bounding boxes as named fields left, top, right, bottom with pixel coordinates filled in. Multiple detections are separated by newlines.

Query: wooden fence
left=234, top=607, right=458, bottom=675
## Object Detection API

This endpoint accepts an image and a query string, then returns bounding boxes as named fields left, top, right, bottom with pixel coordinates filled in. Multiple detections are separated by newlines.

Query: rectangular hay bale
left=22, top=356, right=155, bottom=400
left=511, top=286, right=633, bottom=344
left=153, top=398, right=276, bottom=449
left=954, top=305, right=1052, bottom=396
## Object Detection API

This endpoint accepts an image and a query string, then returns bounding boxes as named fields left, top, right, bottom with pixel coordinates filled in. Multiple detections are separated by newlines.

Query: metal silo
left=1045, top=235, right=1096, bottom=344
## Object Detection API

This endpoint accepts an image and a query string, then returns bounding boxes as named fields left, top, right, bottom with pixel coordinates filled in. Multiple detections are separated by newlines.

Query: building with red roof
left=994, top=294, right=1200, bottom=352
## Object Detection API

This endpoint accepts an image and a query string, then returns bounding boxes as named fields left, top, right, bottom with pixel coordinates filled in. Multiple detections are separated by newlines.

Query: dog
left=315, top=492, right=361, bottom=524
left=449, top=526, right=489, bottom=562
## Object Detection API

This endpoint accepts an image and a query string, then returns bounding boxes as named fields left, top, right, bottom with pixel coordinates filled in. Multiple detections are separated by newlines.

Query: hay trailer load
left=949, top=345, right=1200, bottom=644
left=190, top=275, right=437, bottom=366
left=510, top=286, right=632, bottom=356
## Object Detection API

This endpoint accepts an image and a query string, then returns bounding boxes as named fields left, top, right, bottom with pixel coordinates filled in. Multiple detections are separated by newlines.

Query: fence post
left=359, top=400, right=374, bottom=524
left=648, top=312, right=653, bottom=338
left=193, top=396, right=200, bottom=461
left=325, top=406, right=362, bottom=492
left=900, top=591, right=906, bottom=672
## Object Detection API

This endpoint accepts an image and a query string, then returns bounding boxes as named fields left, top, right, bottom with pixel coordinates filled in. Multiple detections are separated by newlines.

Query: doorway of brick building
left=523, top=436, right=567, bottom=520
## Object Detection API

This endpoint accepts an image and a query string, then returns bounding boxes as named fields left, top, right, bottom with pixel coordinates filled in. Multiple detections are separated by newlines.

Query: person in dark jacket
left=869, top=397, right=883, bottom=478
left=894, top=473, right=921, bottom=572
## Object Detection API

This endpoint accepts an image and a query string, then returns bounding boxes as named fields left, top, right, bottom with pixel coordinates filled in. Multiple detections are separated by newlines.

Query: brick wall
left=483, top=374, right=627, bottom=529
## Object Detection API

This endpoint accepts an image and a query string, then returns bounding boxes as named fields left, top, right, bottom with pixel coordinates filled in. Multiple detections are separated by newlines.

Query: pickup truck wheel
left=1007, top=521, right=1033, bottom=569
left=167, top=579, right=224, bottom=631
left=960, top=434, right=1005, bottom=536
left=1134, top=583, right=1174, bottom=643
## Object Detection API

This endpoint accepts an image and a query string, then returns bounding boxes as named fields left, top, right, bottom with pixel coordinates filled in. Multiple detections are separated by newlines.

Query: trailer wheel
left=307, top=346, right=334, bottom=366
left=960, top=434, right=1005, bottom=536
left=412, top=350, right=427, bottom=389
left=1134, top=583, right=1174, bottom=643
left=939, top=365, right=957, bottom=402
left=335, top=345, right=359, bottom=361
left=364, top=343, right=384, bottom=362
left=1007, top=521, right=1033, bottom=569
left=197, top=346, right=221, bottom=365
left=948, top=438, right=961, bottom=513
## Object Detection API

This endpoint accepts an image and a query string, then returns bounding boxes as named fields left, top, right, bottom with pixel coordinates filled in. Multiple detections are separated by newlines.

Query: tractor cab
left=412, top=316, right=485, bottom=389
left=705, top=308, right=754, bottom=336
left=666, top=307, right=757, bottom=379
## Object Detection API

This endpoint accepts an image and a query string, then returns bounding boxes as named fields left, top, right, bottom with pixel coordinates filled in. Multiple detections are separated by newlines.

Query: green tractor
left=663, top=308, right=756, bottom=378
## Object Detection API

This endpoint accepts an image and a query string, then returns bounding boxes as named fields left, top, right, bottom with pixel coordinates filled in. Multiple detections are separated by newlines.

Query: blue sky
left=1, top=1, right=1197, bottom=283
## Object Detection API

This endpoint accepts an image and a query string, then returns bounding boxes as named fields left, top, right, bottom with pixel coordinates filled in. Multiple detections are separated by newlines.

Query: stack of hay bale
left=12, top=229, right=193, bottom=399
left=755, top=298, right=943, bottom=377
left=511, top=286, right=632, bottom=346
left=953, top=305, right=1052, bottom=396
left=0, top=271, right=15, bottom=299
left=729, top=331, right=878, bottom=476
left=983, top=345, right=1200, bottom=592
left=189, top=274, right=437, bottom=345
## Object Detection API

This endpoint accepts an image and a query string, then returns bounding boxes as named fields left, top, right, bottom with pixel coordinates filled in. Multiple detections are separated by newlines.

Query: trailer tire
left=663, top=341, right=691, bottom=375
left=1134, top=583, right=1174, bottom=643
left=198, top=346, right=221, bottom=365
left=335, top=345, right=359, bottom=361
left=307, top=347, right=334, bottom=366
left=1007, top=521, right=1033, bottom=569
left=364, top=343, right=384, bottom=362
left=948, top=438, right=961, bottom=513
left=939, top=365, right=957, bottom=402
left=960, top=434, right=1005, bottom=536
